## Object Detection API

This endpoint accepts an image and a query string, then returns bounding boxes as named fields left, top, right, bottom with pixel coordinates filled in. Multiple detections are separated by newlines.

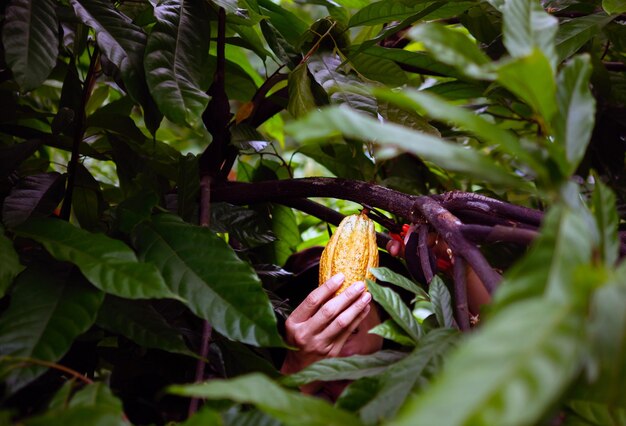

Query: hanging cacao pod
left=319, top=211, right=379, bottom=295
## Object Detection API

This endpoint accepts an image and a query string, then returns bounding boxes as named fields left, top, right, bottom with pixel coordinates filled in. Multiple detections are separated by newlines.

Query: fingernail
left=331, top=273, right=345, bottom=285
left=361, top=292, right=371, bottom=303
left=352, top=281, right=365, bottom=292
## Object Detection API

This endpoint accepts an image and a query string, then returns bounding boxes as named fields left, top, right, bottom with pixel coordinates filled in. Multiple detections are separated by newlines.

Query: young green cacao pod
left=319, top=211, right=379, bottom=295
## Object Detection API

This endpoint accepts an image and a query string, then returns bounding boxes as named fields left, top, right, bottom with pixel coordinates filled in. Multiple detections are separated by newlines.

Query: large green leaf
left=407, top=23, right=492, bottom=80
left=496, top=49, right=557, bottom=126
left=96, top=296, right=196, bottom=357
left=281, top=350, right=406, bottom=387
left=268, top=204, right=302, bottom=266
left=2, top=0, right=59, bottom=91
left=371, top=87, right=545, bottom=178
left=144, top=0, right=210, bottom=126
left=257, top=0, right=308, bottom=45
left=370, top=267, right=428, bottom=299
left=168, top=373, right=362, bottom=426
left=338, top=329, right=458, bottom=423
left=603, top=0, right=626, bottom=14
left=298, top=143, right=376, bottom=181
left=132, top=214, right=284, bottom=347
left=353, top=46, right=460, bottom=79
left=0, top=267, right=104, bottom=393
left=502, top=0, right=558, bottom=70
left=14, top=217, right=175, bottom=300
left=552, top=55, right=595, bottom=175
left=368, top=281, right=422, bottom=342
left=390, top=300, right=586, bottom=426
left=492, top=205, right=594, bottom=310
left=591, top=180, right=619, bottom=267
left=72, top=164, right=106, bottom=231
left=0, top=225, right=24, bottom=297
left=428, top=277, right=456, bottom=329
left=368, top=320, right=415, bottom=347
left=285, top=106, right=526, bottom=188
left=2, top=172, right=66, bottom=228
left=349, top=53, right=407, bottom=86
left=348, top=0, right=473, bottom=27
left=287, top=63, right=317, bottom=118
left=556, top=14, right=615, bottom=61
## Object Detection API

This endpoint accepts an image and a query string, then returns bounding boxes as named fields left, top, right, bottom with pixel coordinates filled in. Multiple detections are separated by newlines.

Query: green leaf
left=340, top=329, right=458, bottom=422
left=349, top=53, right=407, bottom=86
left=553, top=55, right=595, bottom=175
left=307, top=53, right=378, bottom=116
left=257, top=0, right=308, bottom=45
left=566, top=400, right=626, bottom=426
left=210, top=202, right=276, bottom=248
left=113, top=191, right=159, bottom=234
left=407, top=23, right=492, bottom=80
left=556, top=14, right=615, bottom=62
left=368, top=320, right=416, bottom=347
left=370, top=267, right=428, bottom=299
left=376, top=101, right=440, bottom=136
left=368, top=280, right=422, bottom=342
left=69, top=382, right=125, bottom=411
left=353, top=46, right=460, bottom=79
left=390, top=300, right=585, bottom=426
left=0, top=139, right=43, bottom=179
left=96, top=296, right=196, bottom=357
left=2, top=172, right=66, bottom=228
left=281, top=350, right=406, bottom=387
left=268, top=204, right=302, bottom=266
left=72, top=164, right=106, bottom=231
left=428, top=277, right=456, bottom=329
left=372, top=87, right=545, bottom=177
left=349, top=1, right=473, bottom=27
left=0, top=225, right=24, bottom=297
left=183, top=407, right=223, bottom=426
left=502, top=0, right=558, bottom=70
left=144, top=0, right=210, bottom=126
left=287, top=63, right=317, bottom=118
left=493, top=205, right=594, bottom=310
left=285, top=106, right=526, bottom=188
left=603, top=0, right=626, bottom=14
left=298, top=143, right=376, bottom=181
left=14, top=217, right=174, bottom=300
left=168, top=373, right=362, bottom=426
left=2, top=0, right=59, bottom=91
left=132, top=214, right=284, bottom=347
left=591, top=179, right=619, bottom=267
left=496, top=49, right=557, bottom=126
left=0, top=267, right=104, bottom=393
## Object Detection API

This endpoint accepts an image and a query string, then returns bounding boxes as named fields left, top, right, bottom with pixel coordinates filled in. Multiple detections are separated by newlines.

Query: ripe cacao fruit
left=319, top=211, right=379, bottom=295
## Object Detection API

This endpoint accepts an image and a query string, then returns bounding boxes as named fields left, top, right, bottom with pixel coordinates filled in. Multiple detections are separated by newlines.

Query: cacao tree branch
left=418, top=225, right=434, bottom=283
left=460, top=224, right=538, bottom=245
left=453, top=257, right=470, bottom=331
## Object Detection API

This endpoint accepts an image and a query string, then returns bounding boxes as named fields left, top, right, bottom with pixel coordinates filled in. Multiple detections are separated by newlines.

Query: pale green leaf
left=603, top=0, right=626, bottom=14
left=285, top=106, right=526, bottom=188
left=391, top=300, right=585, bottom=426
left=591, top=179, right=619, bottom=267
left=428, top=277, right=456, bottom=328
left=0, top=267, right=104, bottom=393
left=168, top=373, right=362, bottom=426
left=14, top=218, right=175, bottom=300
left=368, top=280, right=422, bottom=341
left=2, top=0, right=58, bottom=91
left=368, top=320, right=416, bottom=347
left=553, top=55, right=595, bottom=175
left=132, top=214, right=284, bottom=347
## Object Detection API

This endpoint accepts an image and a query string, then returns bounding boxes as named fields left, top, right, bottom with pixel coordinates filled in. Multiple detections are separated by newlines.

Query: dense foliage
left=1, top=0, right=625, bottom=424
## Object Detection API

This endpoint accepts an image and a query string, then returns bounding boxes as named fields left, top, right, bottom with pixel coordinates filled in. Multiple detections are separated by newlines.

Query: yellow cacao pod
left=319, top=212, right=379, bottom=295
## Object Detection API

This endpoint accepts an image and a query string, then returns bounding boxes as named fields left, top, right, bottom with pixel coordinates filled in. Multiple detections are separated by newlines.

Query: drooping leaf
left=492, top=205, right=594, bottom=310
left=132, top=214, right=284, bottom=347
left=603, top=0, right=626, bottom=14
left=428, top=277, right=456, bottom=329
left=96, top=296, right=196, bottom=357
left=368, top=280, right=422, bottom=342
left=496, top=49, right=557, bottom=126
left=2, top=0, right=59, bottom=91
left=281, top=350, right=406, bottom=387
left=72, top=164, right=106, bottom=231
left=0, top=225, right=24, bottom=298
left=257, top=0, right=308, bottom=46
left=0, top=267, right=104, bottom=393
left=553, top=54, right=595, bottom=175
left=0, top=139, right=43, bottom=179
left=260, top=20, right=301, bottom=68
left=338, top=329, right=458, bottom=423
left=2, top=172, right=66, bottom=228
left=556, top=14, right=615, bottom=62
left=298, top=143, right=376, bottom=181
left=591, top=179, right=619, bottom=267
left=370, top=267, right=428, bottom=299
left=267, top=204, right=302, bottom=266
left=376, top=101, right=439, bottom=136
left=287, top=63, right=317, bottom=118
left=285, top=106, right=526, bottom=188
left=353, top=46, right=460, bottom=79
left=368, top=320, right=416, bottom=347
left=502, top=0, right=558, bottom=70
left=177, top=153, right=199, bottom=222
left=307, top=53, right=378, bottom=116
left=390, top=300, right=586, bottom=426
left=168, top=373, right=362, bottom=426
left=144, top=0, right=210, bottom=126
left=348, top=1, right=473, bottom=27
left=348, top=53, right=407, bottom=86
left=407, top=23, right=492, bottom=80
left=14, top=217, right=175, bottom=300
left=210, top=202, right=276, bottom=248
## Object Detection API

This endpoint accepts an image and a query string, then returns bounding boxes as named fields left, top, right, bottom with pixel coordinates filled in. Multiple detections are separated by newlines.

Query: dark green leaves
left=14, top=217, right=174, bottom=300
left=368, top=281, right=422, bottom=342
left=0, top=226, right=23, bottom=297
left=591, top=180, right=619, bottom=267
left=145, top=0, right=210, bottom=126
left=132, top=214, right=284, bottom=347
left=0, top=267, right=104, bottom=393
left=429, top=277, right=456, bottom=329
left=169, top=373, right=362, bottom=426
left=392, top=300, right=586, bottom=426
left=2, top=0, right=59, bottom=91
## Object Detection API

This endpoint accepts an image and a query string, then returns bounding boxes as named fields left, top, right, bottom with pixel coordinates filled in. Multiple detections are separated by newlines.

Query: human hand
left=280, top=273, right=372, bottom=378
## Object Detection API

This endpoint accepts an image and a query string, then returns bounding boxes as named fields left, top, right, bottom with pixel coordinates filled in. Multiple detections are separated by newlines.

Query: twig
left=452, top=257, right=470, bottom=331
left=418, top=225, right=433, bottom=283
left=60, top=47, right=100, bottom=220
left=2, top=356, right=93, bottom=385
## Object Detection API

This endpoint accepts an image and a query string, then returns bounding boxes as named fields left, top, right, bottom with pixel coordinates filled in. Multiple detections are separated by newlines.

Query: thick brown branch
left=453, top=257, right=470, bottom=331
left=460, top=224, right=538, bottom=245
left=418, top=225, right=434, bottom=283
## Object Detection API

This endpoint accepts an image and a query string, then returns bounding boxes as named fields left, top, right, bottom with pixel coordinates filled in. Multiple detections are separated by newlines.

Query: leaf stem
left=2, top=355, right=93, bottom=385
